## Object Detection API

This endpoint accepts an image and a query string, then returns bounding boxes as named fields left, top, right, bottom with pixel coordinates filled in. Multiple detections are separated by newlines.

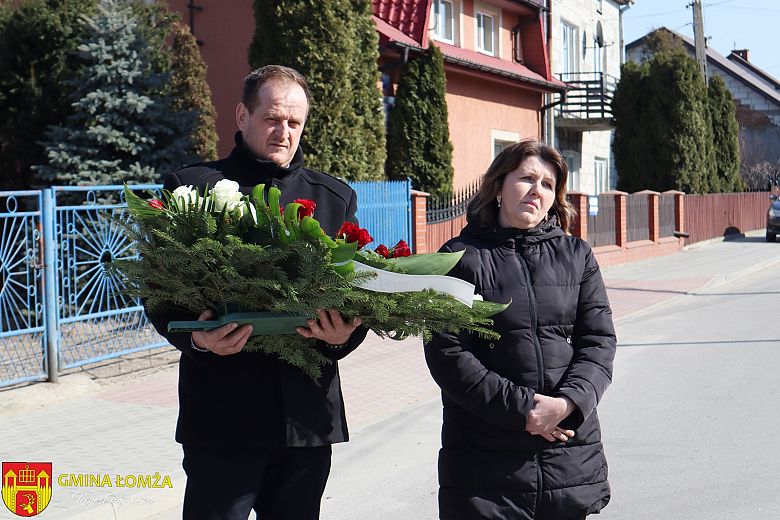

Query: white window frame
left=475, top=4, right=500, bottom=57
left=561, top=20, right=579, bottom=78
left=594, top=157, right=609, bottom=195
left=563, top=152, right=579, bottom=192
left=432, top=0, right=459, bottom=45
left=491, top=130, right=520, bottom=160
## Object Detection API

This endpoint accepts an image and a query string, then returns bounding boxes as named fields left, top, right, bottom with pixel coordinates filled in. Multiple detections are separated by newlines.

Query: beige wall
left=445, top=70, right=542, bottom=190
left=168, top=0, right=254, bottom=158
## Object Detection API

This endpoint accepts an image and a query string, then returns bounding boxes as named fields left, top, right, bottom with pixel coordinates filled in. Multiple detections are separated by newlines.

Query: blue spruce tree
left=37, top=0, right=195, bottom=185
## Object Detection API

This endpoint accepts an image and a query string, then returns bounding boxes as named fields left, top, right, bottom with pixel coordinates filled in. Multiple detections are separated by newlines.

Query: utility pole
left=690, top=0, right=707, bottom=79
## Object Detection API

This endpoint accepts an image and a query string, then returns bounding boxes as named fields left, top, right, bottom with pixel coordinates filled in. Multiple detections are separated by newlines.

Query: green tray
left=168, top=312, right=310, bottom=336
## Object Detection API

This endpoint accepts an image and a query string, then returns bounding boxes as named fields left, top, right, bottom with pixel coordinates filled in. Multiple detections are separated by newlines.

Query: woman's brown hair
left=466, top=139, right=576, bottom=233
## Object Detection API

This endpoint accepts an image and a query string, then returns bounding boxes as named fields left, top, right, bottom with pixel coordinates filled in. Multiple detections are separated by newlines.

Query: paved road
left=321, top=260, right=780, bottom=519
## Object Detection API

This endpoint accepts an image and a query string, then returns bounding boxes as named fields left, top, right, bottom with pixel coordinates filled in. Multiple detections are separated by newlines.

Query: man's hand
left=191, top=309, right=253, bottom=356
left=525, top=394, right=577, bottom=442
left=296, top=309, right=362, bottom=345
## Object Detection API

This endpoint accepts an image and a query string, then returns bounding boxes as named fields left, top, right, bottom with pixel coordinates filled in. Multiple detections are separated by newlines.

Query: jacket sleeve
left=423, top=244, right=535, bottom=432
left=556, top=246, right=616, bottom=429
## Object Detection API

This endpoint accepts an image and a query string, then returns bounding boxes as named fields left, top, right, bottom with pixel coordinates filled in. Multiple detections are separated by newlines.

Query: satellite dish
left=595, top=21, right=604, bottom=47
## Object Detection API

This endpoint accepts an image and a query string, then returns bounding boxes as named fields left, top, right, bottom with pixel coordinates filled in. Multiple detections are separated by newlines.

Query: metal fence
left=425, top=182, right=480, bottom=253
left=0, top=181, right=412, bottom=388
left=586, top=194, right=616, bottom=247
left=660, top=194, right=676, bottom=238
left=352, top=179, right=412, bottom=250
left=626, top=194, right=649, bottom=242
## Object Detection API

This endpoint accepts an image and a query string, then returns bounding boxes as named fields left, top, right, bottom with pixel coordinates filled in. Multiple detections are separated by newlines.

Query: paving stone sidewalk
left=1, top=233, right=778, bottom=519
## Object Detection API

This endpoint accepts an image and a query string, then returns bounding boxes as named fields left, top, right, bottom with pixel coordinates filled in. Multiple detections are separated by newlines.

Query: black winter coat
left=146, top=133, right=368, bottom=448
left=424, top=218, right=616, bottom=520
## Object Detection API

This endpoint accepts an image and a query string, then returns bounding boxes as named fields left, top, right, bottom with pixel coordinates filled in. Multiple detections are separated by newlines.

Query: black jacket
left=147, top=133, right=368, bottom=447
left=424, top=218, right=616, bottom=519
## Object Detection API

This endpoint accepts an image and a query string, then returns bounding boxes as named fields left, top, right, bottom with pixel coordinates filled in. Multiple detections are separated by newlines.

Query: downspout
left=619, top=2, right=633, bottom=65
left=545, top=0, right=555, bottom=145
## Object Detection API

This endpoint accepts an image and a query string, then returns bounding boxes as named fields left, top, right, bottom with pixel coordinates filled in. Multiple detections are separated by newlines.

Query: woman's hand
left=296, top=309, right=362, bottom=345
left=525, top=394, right=577, bottom=442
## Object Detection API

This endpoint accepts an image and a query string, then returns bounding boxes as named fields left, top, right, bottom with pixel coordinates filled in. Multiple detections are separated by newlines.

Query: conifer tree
left=613, top=48, right=715, bottom=194
left=170, top=22, right=219, bottom=161
left=386, top=44, right=454, bottom=199
left=36, top=0, right=196, bottom=185
left=0, top=0, right=96, bottom=189
left=248, top=0, right=385, bottom=180
left=708, top=74, right=744, bottom=192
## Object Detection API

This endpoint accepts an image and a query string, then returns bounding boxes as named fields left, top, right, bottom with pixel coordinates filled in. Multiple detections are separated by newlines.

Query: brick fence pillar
left=567, top=191, right=588, bottom=240
left=410, top=190, right=430, bottom=254
left=606, top=191, right=628, bottom=248
left=636, top=190, right=660, bottom=243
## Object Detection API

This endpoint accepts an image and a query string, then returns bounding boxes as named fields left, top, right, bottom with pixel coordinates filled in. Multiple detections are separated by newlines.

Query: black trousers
left=182, top=444, right=332, bottom=520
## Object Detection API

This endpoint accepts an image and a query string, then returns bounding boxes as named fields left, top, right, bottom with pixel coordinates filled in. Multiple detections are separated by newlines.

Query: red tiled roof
left=435, top=41, right=567, bottom=92
left=372, top=0, right=429, bottom=45
left=373, top=15, right=425, bottom=49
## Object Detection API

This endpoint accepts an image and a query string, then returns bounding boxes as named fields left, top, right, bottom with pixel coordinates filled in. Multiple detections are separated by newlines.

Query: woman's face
left=497, top=156, right=557, bottom=230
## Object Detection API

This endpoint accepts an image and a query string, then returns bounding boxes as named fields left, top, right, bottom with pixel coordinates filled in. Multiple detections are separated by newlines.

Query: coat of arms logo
left=1, top=462, right=53, bottom=517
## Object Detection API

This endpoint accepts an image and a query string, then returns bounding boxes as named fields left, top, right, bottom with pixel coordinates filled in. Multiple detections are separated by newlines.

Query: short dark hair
left=467, top=139, right=576, bottom=233
left=242, top=65, right=311, bottom=114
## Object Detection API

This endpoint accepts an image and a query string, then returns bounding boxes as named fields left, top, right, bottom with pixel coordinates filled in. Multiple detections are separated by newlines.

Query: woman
left=425, top=140, right=616, bottom=520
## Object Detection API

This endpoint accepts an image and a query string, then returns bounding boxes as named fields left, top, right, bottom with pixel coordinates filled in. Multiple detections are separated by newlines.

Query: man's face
left=236, top=81, right=308, bottom=167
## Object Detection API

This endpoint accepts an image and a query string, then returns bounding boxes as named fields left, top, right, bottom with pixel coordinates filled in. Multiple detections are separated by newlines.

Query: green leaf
left=384, top=250, right=464, bottom=275
left=473, top=298, right=511, bottom=317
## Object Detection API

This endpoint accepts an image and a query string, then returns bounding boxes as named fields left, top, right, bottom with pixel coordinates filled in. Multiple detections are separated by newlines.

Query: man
left=146, top=65, right=368, bottom=520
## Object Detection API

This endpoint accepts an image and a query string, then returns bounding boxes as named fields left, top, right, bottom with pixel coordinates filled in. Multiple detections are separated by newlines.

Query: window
left=594, top=158, right=608, bottom=194
left=593, top=39, right=603, bottom=75
left=491, top=130, right=520, bottom=160
left=561, top=21, right=579, bottom=78
left=565, top=154, right=579, bottom=192
left=476, top=11, right=495, bottom=55
left=432, top=0, right=456, bottom=44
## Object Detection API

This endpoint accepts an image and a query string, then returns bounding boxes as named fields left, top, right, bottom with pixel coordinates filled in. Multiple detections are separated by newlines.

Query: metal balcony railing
left=557, top=72, right=617, bottom=123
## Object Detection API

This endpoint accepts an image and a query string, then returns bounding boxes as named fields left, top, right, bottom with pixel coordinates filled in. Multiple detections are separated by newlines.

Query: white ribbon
left=353, top=262, right=475, bottom=307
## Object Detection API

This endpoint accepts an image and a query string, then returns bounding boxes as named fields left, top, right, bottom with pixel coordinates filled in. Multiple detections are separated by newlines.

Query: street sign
left=588, top=195, right=599, bottom=216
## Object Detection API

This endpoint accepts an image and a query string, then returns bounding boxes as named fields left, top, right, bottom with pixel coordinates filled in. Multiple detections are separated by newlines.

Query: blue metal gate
left=0, top=191, right=47, bottom=386
left=46, top=186, right=168, bottom=373
left=350, top=179, right=412, bottom=251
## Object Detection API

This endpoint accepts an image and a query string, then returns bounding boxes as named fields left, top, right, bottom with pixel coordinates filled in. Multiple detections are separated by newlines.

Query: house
left=548, top=0, right=634, bottom=194
left=627, top=28, right=780, bottom=173
left=374, top=0, right=566, bottom=191
left=165, top=1, right=565, bottom=193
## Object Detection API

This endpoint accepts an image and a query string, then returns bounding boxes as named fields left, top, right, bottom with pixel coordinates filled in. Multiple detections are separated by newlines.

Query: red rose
left=148, top=199, right=164, bottom=210
left=338, top=222, right=373, bottom=249
left=375, top=244, right=390, bottom=258
left=293, top=198, right=316, bottom=219
left=391, top=239, right=411, bottom=258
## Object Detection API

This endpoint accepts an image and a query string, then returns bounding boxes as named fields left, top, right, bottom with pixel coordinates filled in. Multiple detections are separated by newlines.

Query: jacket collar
left=463, top=215, right=565, bottom=246
left=225, top=131, right=305, bottom=185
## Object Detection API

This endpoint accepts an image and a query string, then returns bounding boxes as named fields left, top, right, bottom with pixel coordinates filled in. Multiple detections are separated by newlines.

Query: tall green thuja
left=386, top=44, right=454, bottom=199
left=613, top=60, right=650, bottom=193
left=708, top=74, right=743, bottom=192
left=0, top=0, right=97, bottom=189
left=249, top=0, right=385, bottom=180
left=170, top=22, right=219, bottom=162
left=36, top=0, right=196, bottom=185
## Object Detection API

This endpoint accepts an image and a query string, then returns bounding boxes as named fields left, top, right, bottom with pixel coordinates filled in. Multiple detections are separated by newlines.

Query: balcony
left=555, top=72, right=617, bottom=131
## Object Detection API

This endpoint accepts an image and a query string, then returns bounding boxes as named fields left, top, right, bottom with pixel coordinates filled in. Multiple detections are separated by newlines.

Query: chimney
left=731, top=49, right=749, bottom=61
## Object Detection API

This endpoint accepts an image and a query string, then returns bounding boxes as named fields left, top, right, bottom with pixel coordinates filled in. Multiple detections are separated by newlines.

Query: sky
left=621, top=0, right=780, bottom=76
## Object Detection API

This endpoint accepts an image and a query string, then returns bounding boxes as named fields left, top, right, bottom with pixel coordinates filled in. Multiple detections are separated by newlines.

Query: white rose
left=171, top=185, right=196, bottom=206
left=473, top=294, right=484, bottom=301
left=212, top=179, right=243, bottom=212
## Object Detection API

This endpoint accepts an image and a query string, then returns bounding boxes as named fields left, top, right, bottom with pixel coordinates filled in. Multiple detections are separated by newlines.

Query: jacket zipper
left=515, top=247, right=544, bottom=392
